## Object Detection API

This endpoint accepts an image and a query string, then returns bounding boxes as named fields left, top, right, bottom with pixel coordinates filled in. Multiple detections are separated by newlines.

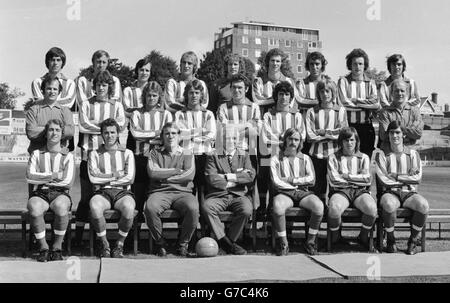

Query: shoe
left=37, top=249, right=49, bottom=262
left=111, top=245, right=124, bottom=258
left=154, top=238, right=168, bottom=257
left=176, top=245, right=189, bottom=257
left=49, top=249, right=63, bottom=261
left=386, top=241, right=398, bottom=253
left=230, top=243, right=247, bottom=255
left=303, top=241, right=317, bottom=255
left=276, top=241, right=289, bottom=256
left=99, top=243, right=111, bottom=258
left=406, top=238, right=418, bottom=255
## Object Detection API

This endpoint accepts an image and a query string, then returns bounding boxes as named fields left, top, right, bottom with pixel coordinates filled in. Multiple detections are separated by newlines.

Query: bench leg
left=89, top=226, right=94, bottom=257
left=326, top=225, right=331, bottom=252
left=28, top=228, right=33, bottom=252
left=271, top=221, right=275, bottom=251
left=66, top=222, right=72, bottom=255
left=421, top=227, right=426, bottom=252
left=133, top=222, right=138, bottom=256
left=148, top=230, right=153, bottom=254
left=252, top=210, right=257, bottom=252
left=369, top=226, right=374, bottom=252
left=22, top=221, right=27, bottom=258
left=376, top=217, right=383, bottom=253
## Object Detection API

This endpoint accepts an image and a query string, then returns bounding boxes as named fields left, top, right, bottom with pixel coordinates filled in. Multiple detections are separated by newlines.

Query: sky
left=1, top=0, right=449, bottom=109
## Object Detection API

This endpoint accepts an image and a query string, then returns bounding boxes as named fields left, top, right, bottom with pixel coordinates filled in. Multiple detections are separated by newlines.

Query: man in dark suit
left=202, top=128, right=256, bottom=255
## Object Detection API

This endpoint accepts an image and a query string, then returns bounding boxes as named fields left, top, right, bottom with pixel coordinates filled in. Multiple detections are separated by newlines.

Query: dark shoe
left=276, top=242, right=289, bottom=256
left=176, top=245, right=188, bottom=257
left=386, top=241, right=398, bottom=253
left=155, top=243, right=167, bottom=257
left=230, top=243, right=247, bottom=255
left=356, top=235, right=378, bottom=253
left=99, top=243, right=111, bottom=258
left=406, top=238, right=418, bottom=255
left=37, top=249, right=49, bottom=262
left=303, top=241, right=317, bottom=255
left=111, top=245, right=124, bottom=258
left=49, top=249, right=63, bottom=261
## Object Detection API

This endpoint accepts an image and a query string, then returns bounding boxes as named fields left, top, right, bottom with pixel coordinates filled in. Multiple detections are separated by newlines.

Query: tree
left=78, top=58, right=134, bottom=90
left=0, top=82, right=25, bottom=109
left=144, top=50, right=179, bottom=90
left=197, top=48, right=256, bottom=89
left=256, top=51, right=295, bottom=79
left=365, top=68, right=388, bottom=87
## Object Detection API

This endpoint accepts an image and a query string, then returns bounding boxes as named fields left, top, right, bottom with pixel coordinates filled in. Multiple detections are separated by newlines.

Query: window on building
left=308, top=41, right=317, bottom=48
left=226, top=36, right=231, bottom=45
left=242, top=36, right=248, bottom=44
left=220, top=40, right=225, bottom=47
left=302, top=31, right=308, bottom=41
left=243, top=25, right=249, bottom=35
left=268, top=38, right=275, bottom=46
left=255, top=26, right=262, bottom=36
left=215, top=41, right=220, bottom=49
left=242, top=48, right=248, bottom=57
left=297, top=53, right=302, bottom=61
left=255, top=37, right=261, bottom=45
left=297, top=65, right=303, bottom=73
left=285, top=40, right=291, bottom=47
left=255, top=49, right=261, bottom=59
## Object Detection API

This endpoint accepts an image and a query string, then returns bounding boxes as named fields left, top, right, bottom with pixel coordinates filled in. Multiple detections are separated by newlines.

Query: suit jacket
left=204, top=149, right=256, bottom=200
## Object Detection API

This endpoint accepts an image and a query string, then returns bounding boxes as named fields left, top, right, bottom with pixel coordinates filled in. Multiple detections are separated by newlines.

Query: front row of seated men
left=26, top=118, right=429, bottom=261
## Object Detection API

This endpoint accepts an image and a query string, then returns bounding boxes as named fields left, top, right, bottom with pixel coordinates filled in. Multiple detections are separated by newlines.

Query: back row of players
left=25, top=47, right=426, bottom=261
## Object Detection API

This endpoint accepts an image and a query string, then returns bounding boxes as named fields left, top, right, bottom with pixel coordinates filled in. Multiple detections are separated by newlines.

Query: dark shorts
left=93, top=188, right=135, bottom=207
left=329, top=187, right=371, bottom=206
left=30, top=188, right=72, bottom=208
left=382, top=189, right=418, bottom=206
left=277, top=189, right=315, bottom=206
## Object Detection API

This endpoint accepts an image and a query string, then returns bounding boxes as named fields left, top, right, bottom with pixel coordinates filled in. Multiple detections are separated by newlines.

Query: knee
left=144, top=199, right=158, bottom=216
left=311, top=197, right=324, bottom=215
left=381, top=198, right=397, bottom=213
left=415, top=197, right=429, bottom=214
left=27, top=199, right=44, bottom=217
left=200, top=199, right=214, bottom=216
left=52, top=201, right=70, bottom=216
left=89, top=199, right=104, bottom=218
left=240, top=200, right=252, bottom=218
left=362, top=199, right=378, bottom=217
left=121, top=200, right=136, bottom=219
left=272, top=199, right=285, bottom=217
left=186, top=198, right=200, bottom=217
left=327, top=204, right=341, bottom=219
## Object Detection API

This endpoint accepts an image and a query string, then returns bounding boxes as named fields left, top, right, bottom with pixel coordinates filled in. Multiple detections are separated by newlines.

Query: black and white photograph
left=0, top=0, right=449, bottom=290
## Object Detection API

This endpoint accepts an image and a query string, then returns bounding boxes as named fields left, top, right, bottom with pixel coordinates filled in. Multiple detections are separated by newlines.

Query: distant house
left=419, top=93, right=443, bottom=117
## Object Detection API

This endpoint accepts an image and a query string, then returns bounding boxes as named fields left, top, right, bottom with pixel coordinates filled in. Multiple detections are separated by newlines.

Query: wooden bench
left=0, top=209, right=27, bottom=257
left=88, top=209, right=139, bottom=256
left=22, top=211, right=73, bottom=256
left=426, top=209, right=450, bottom=239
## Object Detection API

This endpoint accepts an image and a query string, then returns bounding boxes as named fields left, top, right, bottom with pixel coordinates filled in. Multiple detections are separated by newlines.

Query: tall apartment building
left=214, top=21, right=322, bottom=79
